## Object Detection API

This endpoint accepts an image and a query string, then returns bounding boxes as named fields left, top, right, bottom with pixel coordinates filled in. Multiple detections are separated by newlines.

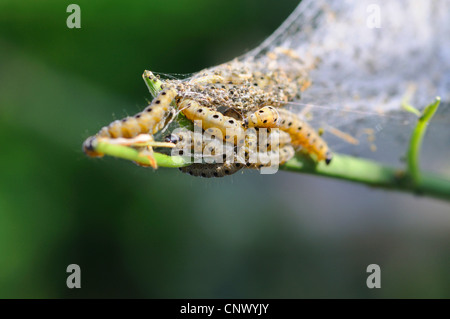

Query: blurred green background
left=1, top=0, right=450, bottom=298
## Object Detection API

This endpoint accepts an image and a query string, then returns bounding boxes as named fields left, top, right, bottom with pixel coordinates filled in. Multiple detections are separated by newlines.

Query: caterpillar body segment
left=279, top=145, right=295, bottom=165
left=244, top=106, right=279, bottom=128
left=165, top=129, right=235, bottom=162
left=237, top=127, right=258, bottom=164
left=276, top=108, right=332, bottom=164
left=246, top=145, right=295, bottom=170
left=190, top=74, right=226, bottom=86
left=178, top=145, right=294, bottom=178
left=265, top=129, right=292, bottom=147
left=179, top=99, right=246, bottom=145
left=236, top=127, right=287, bottom=164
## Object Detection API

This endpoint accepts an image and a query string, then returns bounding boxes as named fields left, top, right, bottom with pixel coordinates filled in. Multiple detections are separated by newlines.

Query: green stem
left=281, top=97, right=449, bottom=201
left=281, top=153, right=450, bottom=201
left=93, top=139, right=450, bottom=201
left=95, top=141, right=190, bottom=168
left=407, top=97, right=441, bottom=183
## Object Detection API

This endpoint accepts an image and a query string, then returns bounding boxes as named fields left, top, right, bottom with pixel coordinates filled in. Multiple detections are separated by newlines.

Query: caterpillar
left=178, top=145, right=295, bottom=178
left=178, top=162, right=243, bottom=178
left=275, top=108, right=332, bottom=164
left=246, top=145, right=295, bottom=169
left=255, top=128, right=291, bottom=152
left=243, top=105, right=332, bottom=165
left=171, top=126, right=295, bottom=178
left=167, top=127, right=292, bottom=162
left=179, top=99, right=246, bottom=146
left=165, top=129, right=235, bottom=162
left=98, top=87, right=177, bottom=139
left=244, top=106, right=331, bottom=164
left=83, top=85, right=178, bottom=159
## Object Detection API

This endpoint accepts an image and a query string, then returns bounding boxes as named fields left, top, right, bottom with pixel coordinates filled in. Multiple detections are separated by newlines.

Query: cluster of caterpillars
left=165, top=128, right=296, bottom=177
left=83, top=48, right=332, bottom=177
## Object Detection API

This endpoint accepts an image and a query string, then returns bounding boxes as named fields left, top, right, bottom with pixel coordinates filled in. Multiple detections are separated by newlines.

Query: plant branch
left=281, top=153, right=450, bottom=201
left=92, top=76, right=450, bottom=202
left=407, top=97, right=441, bottom=183
left=92, top=140, right=450, bottom=201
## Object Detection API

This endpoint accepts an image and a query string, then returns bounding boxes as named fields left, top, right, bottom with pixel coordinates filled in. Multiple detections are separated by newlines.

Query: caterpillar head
left=82, top=136, right=104, bottom=158
left=164, top=133, right=180, bottom=144
left=245, top=106, right=279, bottom=128
left=325, top=152, right=333, bottom=165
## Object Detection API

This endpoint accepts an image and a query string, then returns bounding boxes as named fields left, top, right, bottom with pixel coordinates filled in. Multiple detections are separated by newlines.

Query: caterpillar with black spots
left=178, top=145, right=295, bottom=178
left=83, top=85, right=177, bottom=158
left=165, top=129, right=235, bottom=163
left=179, top=99, right=246, bottom=146
left=178, top=162, right=243, bottom=178
left=244, top=107, right=332, bottom=164
left=276, top=108, right=332, bottom=164
left=169, top=127, right=295, bottom=177
left=98, top=87, right=177, bottom=139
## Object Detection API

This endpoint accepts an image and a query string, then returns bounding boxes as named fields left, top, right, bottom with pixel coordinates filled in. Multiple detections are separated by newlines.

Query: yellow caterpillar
left=245, top=107, right=332, bottom=164
left=83, top=85, right=177, bottom=159
left=241, top=145, right=295, bottom=170
left=179, top=145, right=295, bottom=178
left=277, top=108, right=332, bottom=164
left=165, top=129, right=235, bottom=161
left=172, top=126, right=295, bottom=177
left=99, top=87, right=177, bottom=139
left=235, top=127, right=290, bottom=164
left=167, top=127, right=292, bottom=161
left=179, top=99, right=246, bottom=146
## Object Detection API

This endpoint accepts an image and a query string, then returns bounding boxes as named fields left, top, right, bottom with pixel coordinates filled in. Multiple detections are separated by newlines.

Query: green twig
left=407, top=97, right=441, bottom=183
left=402, top=98, right=422, bottom=117
left=281, top=153, right=450, bottom=201
left=95, top=141, right=190, bottom=168
left=92, top=139, right=450, bottom=201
